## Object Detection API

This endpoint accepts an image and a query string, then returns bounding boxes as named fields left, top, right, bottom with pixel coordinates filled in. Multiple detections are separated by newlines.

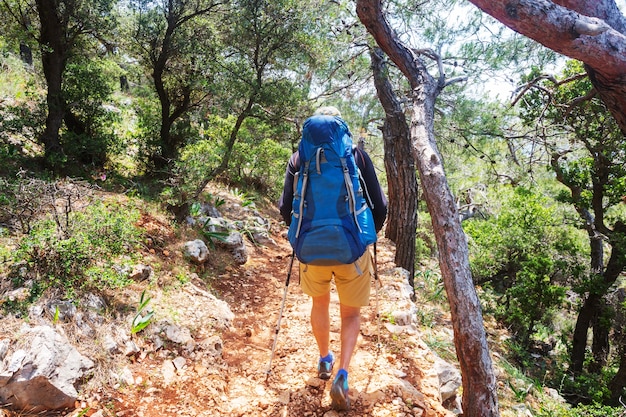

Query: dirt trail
left=93, top=220, right=455, bottom=417
left=68, top=185, right=454, bottom=417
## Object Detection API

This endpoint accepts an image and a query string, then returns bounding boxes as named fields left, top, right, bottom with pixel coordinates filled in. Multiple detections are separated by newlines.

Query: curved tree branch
left=466, top=0, right=626, bottom=135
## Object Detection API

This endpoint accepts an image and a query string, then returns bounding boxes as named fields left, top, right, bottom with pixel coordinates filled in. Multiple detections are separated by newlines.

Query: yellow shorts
left=299, top=250, right=373, bottom=307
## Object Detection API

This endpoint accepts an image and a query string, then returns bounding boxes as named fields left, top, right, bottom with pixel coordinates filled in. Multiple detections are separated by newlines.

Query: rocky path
left=91, top=227, right=457, bottom=417
left=0, top=185, right=460, bottom=417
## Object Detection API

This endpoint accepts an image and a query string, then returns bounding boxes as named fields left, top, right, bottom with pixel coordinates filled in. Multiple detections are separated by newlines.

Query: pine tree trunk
left=357, top=2, right=499, bottom=415
left=370, top=47, right=418, bottom=285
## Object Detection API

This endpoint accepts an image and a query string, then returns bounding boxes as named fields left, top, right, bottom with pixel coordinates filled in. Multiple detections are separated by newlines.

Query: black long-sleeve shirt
left=278, top=147, right=388, bottom=232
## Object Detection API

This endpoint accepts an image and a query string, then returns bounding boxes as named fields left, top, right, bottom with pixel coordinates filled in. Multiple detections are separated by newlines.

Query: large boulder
left=0, top=325, right=94, bottom=412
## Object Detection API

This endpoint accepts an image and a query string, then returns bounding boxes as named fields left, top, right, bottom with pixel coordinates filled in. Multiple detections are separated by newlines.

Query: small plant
left=207, top=193, right=226, bottom=209
left=75, top=407, right=91, bottom=417
left=424, top=334, right=457, bottom=362
left=131, top=289, right=154, bottom=334
left=200, top=218, right=229, bottom=249
left=214, top=196, right=225, bottom=208
left=416, top=308, right=436, bottom=328
left=415, top=269, right=446, bottom=303
left=189, top=202, right=203, bottom=217
left=381, top=311, right=396, bottom=325
left=234, top=219, right=261, bottom=246
left=230, top=187, right=256, bottom=208
left=508, top=379, right=534, bottom=402
left=175, top=272, right=190, bottom=284
left=53, top=305, right=61, bottom=324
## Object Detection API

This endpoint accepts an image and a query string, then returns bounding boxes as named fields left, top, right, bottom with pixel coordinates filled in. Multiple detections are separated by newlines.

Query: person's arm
left=278, top=152, right=299, bottom=225
left=355, top=148, right=388, bottom=232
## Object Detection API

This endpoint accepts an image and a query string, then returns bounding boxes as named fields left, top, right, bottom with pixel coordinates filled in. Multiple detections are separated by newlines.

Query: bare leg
left=311, top=292, right=331, bottom=357
left=338, top=303, right=361, bottom=371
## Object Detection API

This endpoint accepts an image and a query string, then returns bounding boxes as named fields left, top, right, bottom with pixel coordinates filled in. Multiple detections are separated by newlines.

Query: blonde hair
left=313, top=106, right=341, bottom=117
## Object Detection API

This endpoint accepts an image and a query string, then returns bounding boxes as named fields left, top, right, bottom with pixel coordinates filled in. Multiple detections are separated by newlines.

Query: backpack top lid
left=300, top=115, right=351, bottom=160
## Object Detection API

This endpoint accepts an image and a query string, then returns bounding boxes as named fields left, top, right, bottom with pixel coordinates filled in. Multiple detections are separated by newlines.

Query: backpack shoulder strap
left=353, top=146, right=368, bottom=169
left=294, top=159, right=311, bottom=239
left=291, top=152, right=301, bottom=171
left=352, top=147, right=374, bottom=209
left=291, top=152, right=301, bottom=194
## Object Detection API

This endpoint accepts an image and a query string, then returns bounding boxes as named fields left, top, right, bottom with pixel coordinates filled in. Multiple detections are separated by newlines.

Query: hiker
left=278, top=106, right=387, bottom=410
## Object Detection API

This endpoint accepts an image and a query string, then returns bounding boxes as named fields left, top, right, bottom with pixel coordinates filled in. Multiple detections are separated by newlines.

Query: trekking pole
left=266, top=250, right=296, bottom=381
left=373, top=242, right=382, bottom=350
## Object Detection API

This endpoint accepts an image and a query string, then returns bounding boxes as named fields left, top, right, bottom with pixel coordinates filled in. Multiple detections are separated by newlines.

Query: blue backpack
left=287, top=114, right=377, bottom=265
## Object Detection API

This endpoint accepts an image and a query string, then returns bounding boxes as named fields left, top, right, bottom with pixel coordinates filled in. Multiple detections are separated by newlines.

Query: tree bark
left=357, top=2, right=499, bottom=415
left=370, top=47, right=418, bottom=285
left=466, top=0, right=626, bottom=136
left=217, top=96, right=255, bottom=175
left=609, top=346, right=626, bottom=405
left=570, top=294, right=596, bottom=374
left=148, top=2, right=201, bottom=170
left=609, top=288, right=626, bottom=404
left=152, top=11, right=176, bottom=169
left=571, top=222, right=626, bottom=374
left=568, top=231, right=604, bottom=374
left=589, top=300, right=610, bottom=373
left=550, top=153, right=625, bottom=375
left=19, top=41, right=33, bottom=66
left=36, top=0, right=67, bottom=165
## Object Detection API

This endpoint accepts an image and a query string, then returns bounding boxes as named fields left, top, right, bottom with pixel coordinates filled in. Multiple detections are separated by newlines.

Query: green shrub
left=231, top=135, right=292, bottom=196
left=415, top=269, right=446, bottom=303
left=132, top=94, right=162, bottom=171
left=0, top=49, right=33, bottom=100
left=464, top=186, right=587, bottom=345
left=544, top=366, right=614, bottom=407
left=61, top=58, right=121, bottom=167
left=84, top=264, right=133, bottom=291
left=536, top=401, right=624, bottom=417
left=415, top=210, right=437, bottom=260
left=70, top=201, right=142, bottom=256
left=160, top=138, right=223, bottom=209
left=12, top=199, right=142, bottom=301
left=0, top=89, right=47, bottom=167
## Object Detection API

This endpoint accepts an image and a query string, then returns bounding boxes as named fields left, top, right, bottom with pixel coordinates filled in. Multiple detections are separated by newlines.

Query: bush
left=415, top=210, right=437, bottom=260
left=160, top=138, right=223, bottom=209
left=229, top=119, right=293, bottom=197
left=0, top=82, right=47, bottom=169
left=536, top=401, right=624, bottom=417
left=464, top=186, right=587, bottom=345
left=61, top=58, right=121, bottom=167
left=11, top=199, right=142, bottom=301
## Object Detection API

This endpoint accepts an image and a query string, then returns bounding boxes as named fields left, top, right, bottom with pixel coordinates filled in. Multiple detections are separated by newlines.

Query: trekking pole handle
left=373, top=242, right=379, bottom=281
left=285, top=250, right=295, bottom=287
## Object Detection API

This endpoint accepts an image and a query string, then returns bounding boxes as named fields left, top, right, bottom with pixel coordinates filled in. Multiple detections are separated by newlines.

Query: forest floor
left=94, top=238, right=454, bottom=417
left=1, top=183, right=483, bottom=417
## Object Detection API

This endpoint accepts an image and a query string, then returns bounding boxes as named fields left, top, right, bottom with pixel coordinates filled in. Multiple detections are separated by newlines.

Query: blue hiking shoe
left=317, top=352, right=334, bottom=380
left=330, top=369, right=350, bottom=411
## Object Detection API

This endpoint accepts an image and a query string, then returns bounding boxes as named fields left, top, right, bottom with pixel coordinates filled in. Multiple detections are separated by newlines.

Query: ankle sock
left=336, top=368, right=348, bottom=380
left=320, top=352, right=334, bottom=362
